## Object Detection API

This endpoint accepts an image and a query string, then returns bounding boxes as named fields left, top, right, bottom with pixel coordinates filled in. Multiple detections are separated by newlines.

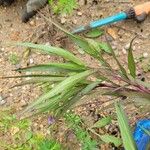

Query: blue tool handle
left=90, top=12, right=127, bottom=28
left=72, top=12, right=128, bottom=34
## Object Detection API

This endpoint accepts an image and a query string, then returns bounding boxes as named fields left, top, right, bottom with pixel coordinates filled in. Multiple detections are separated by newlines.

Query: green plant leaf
left=2, top=74, right=65, bottom=79
left=99, top=42, right=111, bottom=54
left=20, top=70, right=95, bottom=117
left=12, top=77, right=65, bottom=87
left=92, top=116, right=111, bottom=128
left=128, top=38, right=136, bottom=78
left=16, top=63, right=87, bottom=73
left=72, top=36, right=112, bottom=68
left=25, top=131, right=33, bottom=141
left=58, top=80, right=102, bottom=115
left=85, top=29, right=103, bottom=38
left=100, top=134, right=122, bottom=147
left=104, top=35, right=128, bottom=79
left=16, top=42, right=85, bottom=66
left=115, top=101, right=137, bottom=150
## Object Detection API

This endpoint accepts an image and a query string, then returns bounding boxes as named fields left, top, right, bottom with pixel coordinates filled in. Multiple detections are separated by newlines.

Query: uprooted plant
left=1, top=17, right=150, bottom=149
left=2, top=19, right=150, bottom=119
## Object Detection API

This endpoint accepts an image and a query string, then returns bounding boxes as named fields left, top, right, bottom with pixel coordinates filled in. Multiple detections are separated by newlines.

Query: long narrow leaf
left=128, top=38, right=136, bottom=78
left=15, top=63, right=87, bottom=73
left=115, top=101, right=137, bottom=150
left=100, top=134, right=122, bottom=147
left=92, top=116, right=111, bottom=128
left=104, top=34, right=128, bottom=79
left=58, top=80, right=102, bottom=115
left=16, top=42, right=85, bottom=66
left=1, top=74, right=65, bottom=79
left=21, top=70, right=95, bottom=116
left=12, top=77, right=65, bottom=87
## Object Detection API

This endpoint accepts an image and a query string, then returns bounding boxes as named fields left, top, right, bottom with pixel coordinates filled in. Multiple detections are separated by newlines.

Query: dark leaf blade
left=128, top=38, right=136, bottom=78
left=104, top=34, right=128, bottom=79
left=115, top=101, right=137, bottom=150
left=2, top=74, right=65, bottom=79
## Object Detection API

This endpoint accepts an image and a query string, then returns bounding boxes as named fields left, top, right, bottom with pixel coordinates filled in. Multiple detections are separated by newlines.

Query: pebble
left=0, top=99, right=6, bottom=105
left=20, top=100, right=27, bottom=107
left=122, top=48, right=127, bottom=54
left=124, top=43, right=130, bottom=50
left=47, top=55, right=51, bottom=59
left=45, top=42, right=51, bottom=46
left=29, top=58, right=34, bottom=64
left=143, top=52, right=148, bottom=58
left=10, top=126, right=20, bottom=135
left=0, top=95, right=6, bottom=105
left=77, top=11, right=82, bottom=16
left=29, top=20, right=35, bottom=26
left=72, top=19, right=77, bottom=25
left=60, top=17, right=67, bottom=24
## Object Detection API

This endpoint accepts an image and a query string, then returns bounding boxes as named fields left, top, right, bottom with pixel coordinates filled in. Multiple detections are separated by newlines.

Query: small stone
left=10, top=126, right=19, bottom=135
left=0, top=95, right=6, bottom=105
left=111, top=45, right=117, bottom=50
left=1, top=47, right=5, bottom=51
left=36, top=17, right=39, bottom=20
left=132, top=45, right=136, bottom=51
left=77, top=11, right=82, bottom=16
left=40, top=124, right=44, bottom=129
left=29, top=20, right=35, bottom=26
left=47, top=55, right=51, bottom=59
left=29, top=58, right=34, bottom=64
left=45, top=42, right=51, bottom=46
left=124, top=43, right=130, bottom=50
left=122, top=48, right=127, bottom=54
left=0, top=99, right=6, bottom=105
left=61, top=17, right=66, bottom=24
left=72, top=19, right=77, bottom=24
left=20, top=100, right=27, bottom=107
left=34, top=122, right=38, bottom=127
left=143, top=52, right=148, bottom=58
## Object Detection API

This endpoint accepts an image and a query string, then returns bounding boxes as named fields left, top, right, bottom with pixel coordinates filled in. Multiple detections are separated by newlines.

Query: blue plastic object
left=72, top=12, right=128, bottom=34
left=133, top=119, right=150, bottom=150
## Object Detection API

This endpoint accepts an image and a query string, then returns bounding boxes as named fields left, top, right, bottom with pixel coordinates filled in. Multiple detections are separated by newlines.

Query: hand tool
left=72, top=2, right=150, bottom=34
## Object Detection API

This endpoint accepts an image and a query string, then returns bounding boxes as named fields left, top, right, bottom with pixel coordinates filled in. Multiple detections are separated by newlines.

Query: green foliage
left=0, top=110, right=62, bottom=150
left=65, top=113, right=98, bottom=150
left=8, top=53, right=20, bottom=65
left=65, top=112, right=123, bottom=148
left=49, top=0, right=77, bottom=14
left=128, top=38, right=136, bottom=78
left=37, top=139, right=62, bottom=150
left=115, top=101, right=137, bottom=150
left=4, top=21, right=150, bottom=118
left=100, top=134, right=122, bottom=147
left=85, top=29, right=104, bottom=38
left=91, top=116, right=111, bottom=128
